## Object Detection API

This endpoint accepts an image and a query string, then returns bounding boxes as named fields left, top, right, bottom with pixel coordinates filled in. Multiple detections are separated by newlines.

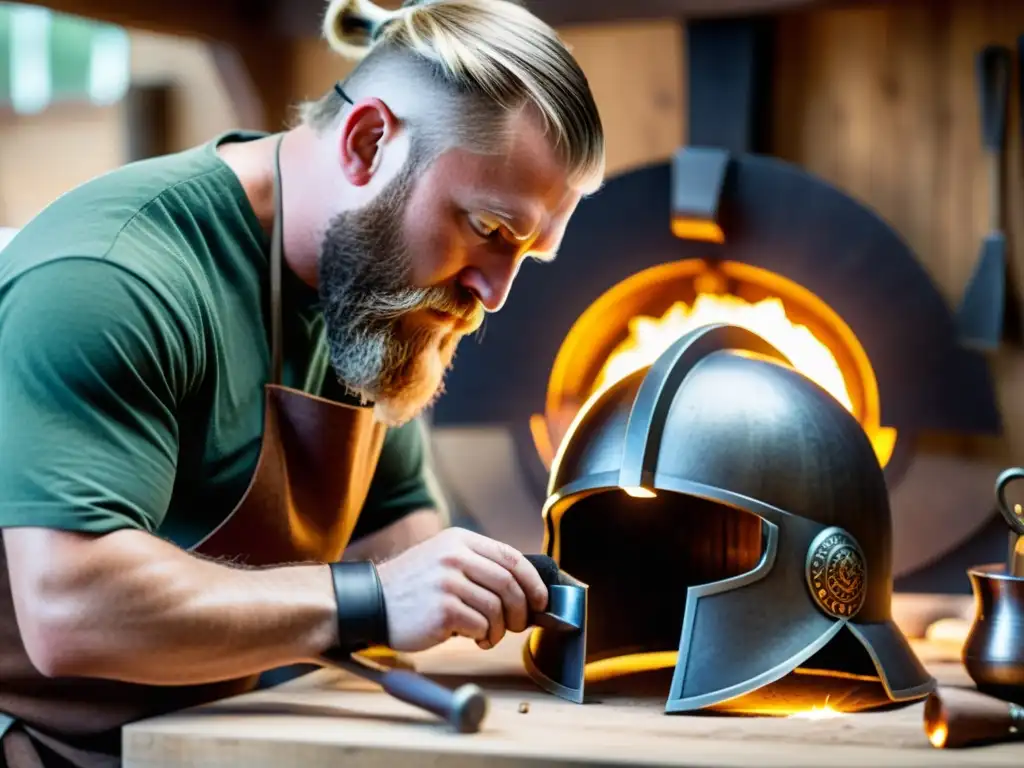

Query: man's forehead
left=453, top=148, right=580, bottom=214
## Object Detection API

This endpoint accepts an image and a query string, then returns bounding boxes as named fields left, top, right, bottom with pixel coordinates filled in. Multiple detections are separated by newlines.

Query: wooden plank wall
left=774, top=0, right=1024, bottom=312
left=772, top=0, right=1024, bottom=462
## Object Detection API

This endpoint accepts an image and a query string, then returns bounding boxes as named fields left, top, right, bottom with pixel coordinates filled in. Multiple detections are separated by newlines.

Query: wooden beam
left=16, top=0, right=249, bottom=42
left=274, top=0, right=897, bottom=39
left=23, top=0, right=901, bottom=44
left=528, top=0, right=848, bottom=26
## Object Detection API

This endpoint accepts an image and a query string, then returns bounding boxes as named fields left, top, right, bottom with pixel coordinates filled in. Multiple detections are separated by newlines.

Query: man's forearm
left=4, top=527, right=339, bottom=686
left=343, top=508, right=443, bottom=563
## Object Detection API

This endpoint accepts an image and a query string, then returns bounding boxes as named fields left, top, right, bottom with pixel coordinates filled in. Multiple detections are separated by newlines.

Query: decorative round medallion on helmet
left=805, top=526, right=867, bottom=619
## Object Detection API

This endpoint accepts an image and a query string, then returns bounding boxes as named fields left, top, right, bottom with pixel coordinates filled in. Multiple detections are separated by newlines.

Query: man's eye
left=469, top=213, right=501, bottom=239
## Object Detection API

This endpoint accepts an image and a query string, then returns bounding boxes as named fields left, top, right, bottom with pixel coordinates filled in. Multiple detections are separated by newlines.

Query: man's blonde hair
left=301, top=0, right=605, bottom=190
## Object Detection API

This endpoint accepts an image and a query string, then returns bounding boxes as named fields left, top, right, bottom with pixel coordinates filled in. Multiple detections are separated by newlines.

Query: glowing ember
left=928, top=723, right=949, bottom=748
left=592, top=294, right=852, bottom=413
left=789, top=698, right=844, bottom=720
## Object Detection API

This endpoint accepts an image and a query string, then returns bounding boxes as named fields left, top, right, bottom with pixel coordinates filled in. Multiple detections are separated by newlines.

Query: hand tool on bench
left=319, top=649, right=489, bottom=733
left=924, top=686, right=1024, bottom=749
left=956, top=43, right=1013, bottom=350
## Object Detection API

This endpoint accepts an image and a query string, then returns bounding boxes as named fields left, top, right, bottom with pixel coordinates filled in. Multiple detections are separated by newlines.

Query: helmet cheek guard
left=524, top=323, right=936, bottom=714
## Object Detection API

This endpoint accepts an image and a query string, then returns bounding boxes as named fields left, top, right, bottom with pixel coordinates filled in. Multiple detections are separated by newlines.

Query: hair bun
left=323, top=0, right=395, bottom=60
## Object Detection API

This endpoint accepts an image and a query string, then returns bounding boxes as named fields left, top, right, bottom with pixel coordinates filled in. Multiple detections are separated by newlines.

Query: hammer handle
left=379, top=669, right=487, bottom=733
left=320, top=651, right=489, bottom=733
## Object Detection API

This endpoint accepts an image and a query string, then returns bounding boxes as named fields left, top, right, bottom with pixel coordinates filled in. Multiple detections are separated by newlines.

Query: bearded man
left=0, top=0, right=605, bottom=765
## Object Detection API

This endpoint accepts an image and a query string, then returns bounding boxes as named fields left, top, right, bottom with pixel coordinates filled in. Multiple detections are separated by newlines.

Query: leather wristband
left=325, top=561, right=389, bottom=655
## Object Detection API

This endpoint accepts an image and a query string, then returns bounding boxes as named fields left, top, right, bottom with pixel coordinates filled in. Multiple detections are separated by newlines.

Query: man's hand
left=375, top=528, right=548, bottom=652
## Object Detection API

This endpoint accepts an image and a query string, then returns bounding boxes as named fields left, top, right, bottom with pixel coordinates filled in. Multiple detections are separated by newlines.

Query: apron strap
left=269, top=135, right=286, bottom=387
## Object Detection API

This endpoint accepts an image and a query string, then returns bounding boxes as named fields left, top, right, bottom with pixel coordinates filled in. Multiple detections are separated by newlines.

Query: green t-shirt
left=0, top=130, right=440, bottom=549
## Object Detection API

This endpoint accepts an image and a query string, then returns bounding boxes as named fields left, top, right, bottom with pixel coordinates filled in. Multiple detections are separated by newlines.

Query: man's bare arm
left=343, top=508, right=443, bottom=563
left=4, top=527, right=339, bottom=686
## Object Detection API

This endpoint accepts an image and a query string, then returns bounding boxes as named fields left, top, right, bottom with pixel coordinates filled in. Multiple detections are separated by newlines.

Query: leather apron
left=0, top=136, right=388, bottom=767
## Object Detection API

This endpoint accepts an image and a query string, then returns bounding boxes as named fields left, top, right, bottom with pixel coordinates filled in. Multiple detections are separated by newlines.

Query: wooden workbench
left=122, top=635, right=1021, bottom=767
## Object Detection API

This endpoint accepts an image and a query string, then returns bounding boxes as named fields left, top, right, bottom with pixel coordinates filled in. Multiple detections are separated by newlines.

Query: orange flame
left=593, top=294, right=851, bottom=408
left=591, top=293, right=895, bottom=466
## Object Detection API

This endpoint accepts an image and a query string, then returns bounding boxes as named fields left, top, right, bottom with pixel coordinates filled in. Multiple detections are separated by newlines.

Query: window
left=0, top=2, right=130, bottom=114
left=0, top=227, right=17, bottom=251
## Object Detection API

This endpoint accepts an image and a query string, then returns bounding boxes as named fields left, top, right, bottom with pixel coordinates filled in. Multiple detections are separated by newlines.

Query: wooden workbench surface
left=122, top=635, right=1021, bottom=767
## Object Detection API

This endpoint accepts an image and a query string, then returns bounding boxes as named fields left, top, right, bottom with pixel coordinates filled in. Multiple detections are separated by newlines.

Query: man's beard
left=317, top=159, right=483, bottom=426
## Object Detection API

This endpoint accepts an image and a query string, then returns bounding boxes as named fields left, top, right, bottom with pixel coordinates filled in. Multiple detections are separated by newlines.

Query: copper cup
left=963, top=563, right=1024, bottom=703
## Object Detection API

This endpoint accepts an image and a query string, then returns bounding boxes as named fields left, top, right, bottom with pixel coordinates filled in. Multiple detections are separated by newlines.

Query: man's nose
left=457, top=258, right=522, bottom=313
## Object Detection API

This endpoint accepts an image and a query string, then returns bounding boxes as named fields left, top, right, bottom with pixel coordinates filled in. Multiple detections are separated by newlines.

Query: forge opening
left=544, top=489, right=892, bottom=716
left=531, top=260, right=897, bottom=473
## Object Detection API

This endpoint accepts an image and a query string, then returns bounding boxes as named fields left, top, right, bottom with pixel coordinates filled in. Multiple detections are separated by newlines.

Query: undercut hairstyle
left=300, top=0, right=605, bottom=190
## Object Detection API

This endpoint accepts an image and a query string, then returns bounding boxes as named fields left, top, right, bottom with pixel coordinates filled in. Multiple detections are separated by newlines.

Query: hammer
left=321, top=650, right=489, bottom=733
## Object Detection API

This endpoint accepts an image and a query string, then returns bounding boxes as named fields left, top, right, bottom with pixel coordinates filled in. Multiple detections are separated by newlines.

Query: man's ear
left=338, top=97, right=399, bottom=187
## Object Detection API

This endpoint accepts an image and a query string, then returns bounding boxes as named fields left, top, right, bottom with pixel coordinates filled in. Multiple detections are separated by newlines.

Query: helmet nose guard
left=524, top=323, right=936, bottom=714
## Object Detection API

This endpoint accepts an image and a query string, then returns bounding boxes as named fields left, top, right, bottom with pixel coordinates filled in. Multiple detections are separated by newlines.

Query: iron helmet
left=523, top=322, right=936, bottom=714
